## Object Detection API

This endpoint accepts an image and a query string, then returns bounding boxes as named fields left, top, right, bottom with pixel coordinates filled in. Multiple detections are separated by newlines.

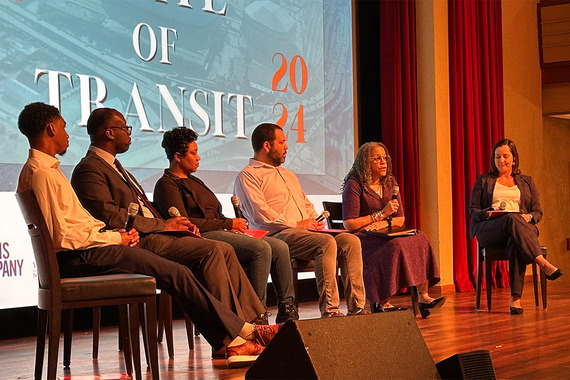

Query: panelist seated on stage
left=342, top=142, right=444, bottom=316
left=16, top=102, right=281, bottom=368
left=469, top=138, right=562, bottom=314
left=152, top=126, right=298, bottom=324
left=70, top=108, right=268, bottom=325
left=234, top=123, right=368, bottom=318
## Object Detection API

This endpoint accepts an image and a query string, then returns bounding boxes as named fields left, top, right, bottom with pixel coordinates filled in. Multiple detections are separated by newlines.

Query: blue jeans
left=202, top=230, right=295, bottom=307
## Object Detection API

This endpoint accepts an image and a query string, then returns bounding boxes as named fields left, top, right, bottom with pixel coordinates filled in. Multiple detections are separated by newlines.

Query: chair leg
left=62, top=309, right=73, bottom=368
left=476, top=256, right=483, bottom=310
left=292, top=270, right=300, bottom=307
left=485, top=259, right=493, bottom=312
left=47, top=309, right=61, bottom=380
left=144, top=298, right=160, bottom=380
left=532, top=262, right=539, bottom=308
left=159, top=293, right=174, bottom=358
left=128, top=304, right=142, bottom=380
left=35, top=309, right=48, bottom=380
left=92, top=306, right=101, bottom=359
left=157, top=293, right=166, bottom=344
left=184, top=314, right=194, bottom=350
left=540, top=248, right=548, bottom=310
left=140, top=307, right=150, bottom=367
left=409, top=286, right=419, bottom=316
left=119, top=305, right=133, bottom=377
left=540, top=268, right=547, bottom=310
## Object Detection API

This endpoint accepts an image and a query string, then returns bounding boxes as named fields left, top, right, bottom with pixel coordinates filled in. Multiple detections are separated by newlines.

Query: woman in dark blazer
left=153, top=127, right=298, bottom=324
left=469, top=138, right=562, bottom=314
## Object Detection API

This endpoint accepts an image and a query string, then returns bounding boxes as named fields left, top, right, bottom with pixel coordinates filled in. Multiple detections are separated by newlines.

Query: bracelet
left=371, top=211, right=384, bottom=222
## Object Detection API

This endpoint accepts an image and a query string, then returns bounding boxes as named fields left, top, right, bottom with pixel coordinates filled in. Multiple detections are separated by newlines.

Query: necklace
left=369, top=183, right=382, bottom=197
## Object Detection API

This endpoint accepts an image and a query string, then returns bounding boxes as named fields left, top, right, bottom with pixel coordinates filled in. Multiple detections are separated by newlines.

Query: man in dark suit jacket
left=71, top=108, right=266, bottom=324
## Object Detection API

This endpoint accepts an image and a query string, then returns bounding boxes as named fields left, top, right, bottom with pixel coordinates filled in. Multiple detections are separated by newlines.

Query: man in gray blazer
left=71, top=108, right=267, bottom=324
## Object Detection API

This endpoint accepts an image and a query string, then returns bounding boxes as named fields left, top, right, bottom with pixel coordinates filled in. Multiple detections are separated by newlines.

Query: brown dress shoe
left=226, top=341, right=264, bottom=368
left=252, top=323, right=282, bottom=346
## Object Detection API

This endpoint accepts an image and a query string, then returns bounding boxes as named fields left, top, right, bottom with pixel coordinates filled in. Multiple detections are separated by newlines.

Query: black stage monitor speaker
left=245, top=310, right=439, bottom=380
left=436, top=350, right=496, bottom=379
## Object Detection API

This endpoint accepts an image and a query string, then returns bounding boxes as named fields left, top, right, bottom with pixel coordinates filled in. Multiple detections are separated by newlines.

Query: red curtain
left=380, top=0, right=420, bottom=229
left=448, top=0, right=507, bottom=292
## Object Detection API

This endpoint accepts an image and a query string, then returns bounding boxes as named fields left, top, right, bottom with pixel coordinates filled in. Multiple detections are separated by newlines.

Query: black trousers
left=57, top=245, right=244, bottom=350
left=475, top=213, right=542, bottom=297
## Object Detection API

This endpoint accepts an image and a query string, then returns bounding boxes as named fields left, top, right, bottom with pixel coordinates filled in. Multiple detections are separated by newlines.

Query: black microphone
left=316, top=210, right=330, bottom=222
left=391, top=185, right=400, bottom=200
left=124, top=202, right=139, bottom=231
left=231, top=195, right=244, bottom=219
left=168, top=206, right=181, bottom=218
left=388, top=186, right=399, bottom=227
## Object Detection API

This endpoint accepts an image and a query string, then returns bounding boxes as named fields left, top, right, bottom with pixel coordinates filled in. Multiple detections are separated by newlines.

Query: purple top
left=342, top=176, right=404, bottom=220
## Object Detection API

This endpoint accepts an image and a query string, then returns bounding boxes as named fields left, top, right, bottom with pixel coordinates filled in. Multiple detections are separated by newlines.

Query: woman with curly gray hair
left=342, top=142, right=444, bottom=317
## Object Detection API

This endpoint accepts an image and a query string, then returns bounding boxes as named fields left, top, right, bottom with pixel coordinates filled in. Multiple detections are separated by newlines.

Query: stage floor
left=1, top=279, right=569, bottom=379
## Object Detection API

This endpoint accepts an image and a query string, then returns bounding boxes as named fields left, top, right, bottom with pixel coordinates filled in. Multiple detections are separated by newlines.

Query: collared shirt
left=17, top=149, right=121, bottom=251
left=88, top=145, right=154, bottom=218
left=234, top=158, right=318, bottom=232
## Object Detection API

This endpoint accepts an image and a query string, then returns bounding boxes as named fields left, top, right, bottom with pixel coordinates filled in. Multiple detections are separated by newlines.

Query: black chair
left=321, top=201, right=420, bottom=316
left=16, top=189, right=159, bottom=380
left=322, top=201, right=345, bottom=229
left=475, top=242, right=547, bottom=311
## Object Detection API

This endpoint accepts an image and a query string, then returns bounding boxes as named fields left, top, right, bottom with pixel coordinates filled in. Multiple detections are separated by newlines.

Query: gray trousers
left=271, top=228, right=366, bottom=315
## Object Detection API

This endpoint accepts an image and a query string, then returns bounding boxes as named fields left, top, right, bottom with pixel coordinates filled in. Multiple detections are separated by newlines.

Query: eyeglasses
left=371, top=155, right=387, bottom=163
left=109, top=126, right=133, bottom=135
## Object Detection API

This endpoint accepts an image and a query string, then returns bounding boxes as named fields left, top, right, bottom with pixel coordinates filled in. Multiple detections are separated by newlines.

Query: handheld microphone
left=388, top=186, right=399, bottom=227
left=391, top=186, right=399, bottom=200
left=231, top=195, right=244, bottom=219
left=316, top=210, right=330, bottom=223
left=124, top=202, right=139, bottom=231
left=168, top=206, right=181, bottom=218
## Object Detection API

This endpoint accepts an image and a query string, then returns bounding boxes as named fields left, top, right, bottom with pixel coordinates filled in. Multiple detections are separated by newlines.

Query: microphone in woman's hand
left=168, top=206, right=181, bottom=217
left=391, top=186, right=399, bottom=200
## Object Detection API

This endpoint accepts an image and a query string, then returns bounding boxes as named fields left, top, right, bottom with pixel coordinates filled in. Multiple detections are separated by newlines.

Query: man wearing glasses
left=71, top=108, right=268, bottom=326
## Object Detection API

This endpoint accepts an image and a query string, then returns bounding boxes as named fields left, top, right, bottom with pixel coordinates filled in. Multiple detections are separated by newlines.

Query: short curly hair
left=161, top=126, right=198, bottom=161
left=18, top=102, right=61, bottom=139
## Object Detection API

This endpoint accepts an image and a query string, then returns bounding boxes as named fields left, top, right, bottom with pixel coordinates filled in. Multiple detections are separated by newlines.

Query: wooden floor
left=2, top=279, right=570, bottom=379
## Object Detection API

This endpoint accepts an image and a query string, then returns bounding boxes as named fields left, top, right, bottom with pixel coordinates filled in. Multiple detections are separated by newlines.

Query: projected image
left=0, top=0, right=354, bottom=309
left=0, top=0, right=354, bottom=194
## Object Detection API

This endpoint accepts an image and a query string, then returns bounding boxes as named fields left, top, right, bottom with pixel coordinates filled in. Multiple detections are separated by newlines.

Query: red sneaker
left=225, top=341, right=264, bottom=368
left=252, top=323, right=282, bottom=347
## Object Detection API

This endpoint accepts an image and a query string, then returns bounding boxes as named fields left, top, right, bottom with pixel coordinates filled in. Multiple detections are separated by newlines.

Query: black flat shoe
left=418, top=296, right=446, bottom=309
left=546, top=268, right=563, bottom=281
left=510, top=306, right=523, bottom=314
